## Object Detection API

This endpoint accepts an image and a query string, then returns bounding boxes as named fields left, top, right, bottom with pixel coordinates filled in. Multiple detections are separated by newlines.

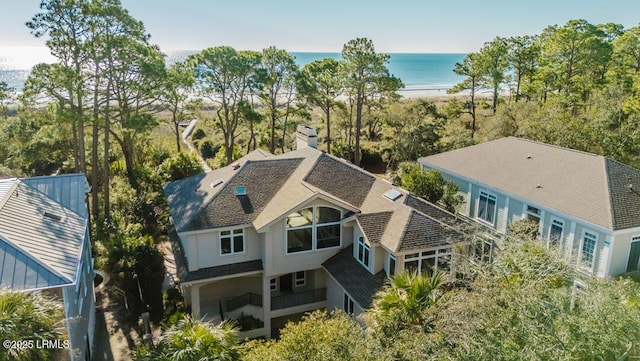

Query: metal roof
left=0, top=176, right=89, bottom=290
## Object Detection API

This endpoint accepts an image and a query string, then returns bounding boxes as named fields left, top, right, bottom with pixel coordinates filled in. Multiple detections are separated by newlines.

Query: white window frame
left=286, top=206, right=342, bottom=255
left=477, top=190, right=497, bottom=225
left=403, top=247, right=452, bottom=274
left=220, top=228, right=245, bottom=256
left=343, top=293, right=355, bottom=315
left=294, top=271, right=306, bottom=286
left=356, top=236, right=370, bottom=268
left=269, top=278, right=278, bottom=291
left=388, top=254, right=397, bottom=277
left=579, top=230, right=598, bottom=271
left=547, top=218, right=564, bottom=247
left=627, top=235, right=640, bottom=273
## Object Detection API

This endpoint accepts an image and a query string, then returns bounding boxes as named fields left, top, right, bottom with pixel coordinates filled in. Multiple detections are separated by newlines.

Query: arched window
left=286, top=206, right=341, bottom=253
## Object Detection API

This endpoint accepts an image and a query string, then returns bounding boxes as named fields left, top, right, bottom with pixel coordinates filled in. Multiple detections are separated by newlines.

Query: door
left=279, top=274, right=293, bottom=293
left=627, top=239, right=640, bottom=273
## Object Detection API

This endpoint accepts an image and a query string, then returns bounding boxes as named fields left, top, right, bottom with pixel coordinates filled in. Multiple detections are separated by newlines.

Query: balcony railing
left=271, top=288, right=326, bottom=311
left=226, top=293, right=262, bottom=312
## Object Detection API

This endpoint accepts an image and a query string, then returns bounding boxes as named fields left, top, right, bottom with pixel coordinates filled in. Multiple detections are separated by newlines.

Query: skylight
left=383, top=189, right=402, bottom=201
left=210, top=178, right=224, bottom=188
left=235, top=186, right=247, bottom=196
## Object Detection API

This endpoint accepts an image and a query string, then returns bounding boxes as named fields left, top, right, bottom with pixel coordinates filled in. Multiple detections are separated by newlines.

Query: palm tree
left=133, top=314, right=240, bottom=361
left=372, top=270, right=445, bottom=329
left=0, top=289, right=65, bottom=361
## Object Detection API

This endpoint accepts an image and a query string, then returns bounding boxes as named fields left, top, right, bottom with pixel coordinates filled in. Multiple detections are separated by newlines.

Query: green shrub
left=192, top=128, right=206, bottom=140
left=200, top=140, right=220, bottom=159
left=158, top=152, right=203, bottom=182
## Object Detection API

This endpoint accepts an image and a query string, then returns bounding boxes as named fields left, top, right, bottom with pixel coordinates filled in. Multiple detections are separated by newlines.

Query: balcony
left=271, top=287, right=326, bottom=311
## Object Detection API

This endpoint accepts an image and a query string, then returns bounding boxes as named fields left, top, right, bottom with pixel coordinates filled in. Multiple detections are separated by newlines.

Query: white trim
left=294, top=271, right=306, bottom=287
left=219, top=228, right=245, bottom=256
left=503, top=196, right=510, bottom=232
left=476, top=189, right=497, bottom=226
left=285, top=206, right=342, bottom=255
left=466, top=182, right=473, bottom=215
left=547, top=217, right=565, bottom=247
left=179, top=223, right=253, bottom=237
left=626, top=235, right=640, bottom=273
left=578, top=229, right=598, bottom=273
left=387, top=253, right=397, bottom=277
left=181, top=270, right=263, bottom=287
left=343, top=292, right=355, bottom=315
left=356, top=236, right=371, bottom=269
left=567, top=221, right=577, bottom=257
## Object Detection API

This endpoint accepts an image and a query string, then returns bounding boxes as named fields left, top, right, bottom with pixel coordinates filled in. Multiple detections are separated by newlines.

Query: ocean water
left=0, top=47, right=466, bottom=92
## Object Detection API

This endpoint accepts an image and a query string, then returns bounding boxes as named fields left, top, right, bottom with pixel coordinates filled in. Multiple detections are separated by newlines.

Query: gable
left=304, top=154, right=376, bottom=208
left=184, top=158, right=304, bottom=231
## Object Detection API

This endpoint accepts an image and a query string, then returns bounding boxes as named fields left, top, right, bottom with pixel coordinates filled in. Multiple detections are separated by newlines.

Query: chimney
left=296, top=125, right=317, bottom=150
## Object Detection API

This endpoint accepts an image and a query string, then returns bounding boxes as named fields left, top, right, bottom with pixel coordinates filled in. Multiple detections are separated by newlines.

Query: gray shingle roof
left=357, top=212, right=393, bottom=243
left=322, top=245, right=387, bottom=309
left=419, top=136, right=640, bottom=230
left=304, top=154, right=375, bottom=208
left=168, top=227, right=262, bottom=283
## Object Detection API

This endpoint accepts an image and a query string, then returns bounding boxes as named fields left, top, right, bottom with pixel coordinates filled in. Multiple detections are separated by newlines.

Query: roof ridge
left=508, top=137, right=604, bottom=159
left=0, top=179, right=18, bottom=212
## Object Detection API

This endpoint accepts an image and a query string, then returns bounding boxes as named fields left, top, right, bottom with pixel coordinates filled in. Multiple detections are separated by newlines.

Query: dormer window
left=286, top=206, right=341, bottom=254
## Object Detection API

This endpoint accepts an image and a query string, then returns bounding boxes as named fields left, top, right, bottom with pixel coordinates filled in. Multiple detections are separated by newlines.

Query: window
left=356, top=236, right=370, bottom=268
left=580, top=231, right=597, bottom=269
left=270, top=278, right=278, bottom=291
left=220, top=229, right=244, bottom=255
left=388, top=254, right=396, bottom=277
left=295, top=271, right=306, bottom=286
left=404, top=248, right=452, bottom=274
left=343, top=293, right=355, bottom=315
left=287, top=206, right=341, bottom=253
left=548, top=219, right=564, bottom=246
left=471, top=238, right=493, bottom=263
left=526, top=205, right=541, bottom=224
left=477, top=190, right=497, bottom=225
left=627, top=236, right=640, bottom=273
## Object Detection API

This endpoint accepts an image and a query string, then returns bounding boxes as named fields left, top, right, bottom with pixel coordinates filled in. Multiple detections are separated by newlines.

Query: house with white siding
left=418, top=136, right=640, bottom=278
left=0, top=174, right=95, bottom=361
left=164, top=126, right=464, bottom=338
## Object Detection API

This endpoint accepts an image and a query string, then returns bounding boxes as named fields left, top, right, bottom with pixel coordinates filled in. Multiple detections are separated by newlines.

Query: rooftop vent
left=231, top=162, right=241, bottom=171
left=43, top=211, right=62, bottom=222
left=210, top=178, right=224, bottom=188
left=526, top=154, right=533, bottom=159
left=383, top=189, right=403, bottom=201
left=235, top=186, right=247, bottom=196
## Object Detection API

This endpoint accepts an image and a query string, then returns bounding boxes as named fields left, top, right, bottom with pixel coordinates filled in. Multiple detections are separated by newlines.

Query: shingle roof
left=396, top=211, right=461, bottom=252
left=418, top=136, right=640, bottom=230
left=0, top=178, right=87, bottom=290
left=357, top=212, right=393, bottom=243
left=404, top=194, right=459, bottom=227
left=304, top=154, right=376, bottom=208
left=322, top=245, right=387, bottom=309
left=168, top=227, right=262, bottom=283
left=605, top=158, right=640, bottom=230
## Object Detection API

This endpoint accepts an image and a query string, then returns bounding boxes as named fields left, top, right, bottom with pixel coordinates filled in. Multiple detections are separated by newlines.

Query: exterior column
left=503, top=197, right=510, bottom=233
left=191, top=284, right=201, bottom=319
left=466, top=182, right=473, bottom=216
left=262, top=276, right=272, bottom=340
left=566, top=222, right=577, bottom=258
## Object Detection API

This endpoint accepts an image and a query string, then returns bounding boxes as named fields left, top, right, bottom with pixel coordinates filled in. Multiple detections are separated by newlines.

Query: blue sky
left=2, top=0, right=640, bottom=53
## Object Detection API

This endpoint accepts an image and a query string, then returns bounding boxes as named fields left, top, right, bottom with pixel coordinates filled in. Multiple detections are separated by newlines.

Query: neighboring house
left=419, top=136, right=640, bottom=278
left=0, top=174, right=95, bottom=361
left=164, top=126, right=463, bottom=339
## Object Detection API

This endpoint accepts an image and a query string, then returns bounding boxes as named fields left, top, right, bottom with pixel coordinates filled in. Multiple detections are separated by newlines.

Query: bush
left=191, top=128, right=206, bottom=141
left=200, top=140, right=220, bottom=159
left=235, top=312, right=264, bottom=331
left=158, top=152, right=203, bottom=182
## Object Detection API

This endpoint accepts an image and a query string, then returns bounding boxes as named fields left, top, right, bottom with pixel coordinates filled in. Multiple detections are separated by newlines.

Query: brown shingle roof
left=304, top=154, right=375, bottom=208
left=322, top=245, right=387, bottom=309
left=419, top=137, right=635, bottom=230
left=356, top=212, right=393, bottom=244
left=404, top=194, right=459, bottom=227
left=186, top=158, right=303, bottom=231
left=397, top=211, right=461, bottom=252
